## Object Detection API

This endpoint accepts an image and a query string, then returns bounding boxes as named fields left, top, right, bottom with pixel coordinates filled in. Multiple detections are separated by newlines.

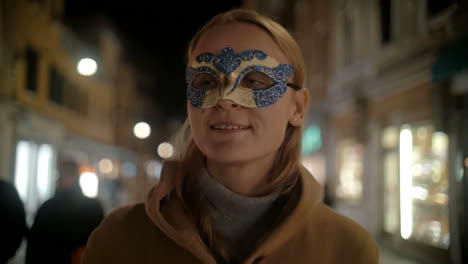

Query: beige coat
left=84, top=161, right=379, bottom=263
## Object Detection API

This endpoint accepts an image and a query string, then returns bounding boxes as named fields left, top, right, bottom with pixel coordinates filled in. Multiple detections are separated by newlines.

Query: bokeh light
left=98, top=158, right=113, bottom=174
left=133, top=122, right=151, bottom=139
left=77, top=58, right=97, bottom=76
left=157, top=142, right=174, bottom=159
left=79, top=171, right=99, bottom=198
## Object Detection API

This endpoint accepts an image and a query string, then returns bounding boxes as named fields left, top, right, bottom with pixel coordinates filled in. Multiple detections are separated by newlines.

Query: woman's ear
left=289, top=88, right=309, bottom=126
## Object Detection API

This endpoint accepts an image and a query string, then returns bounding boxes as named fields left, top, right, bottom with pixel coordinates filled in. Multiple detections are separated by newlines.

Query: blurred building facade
left=244, top=0, right=468, bottom=263
left=0, top=0, right=162, bottom=226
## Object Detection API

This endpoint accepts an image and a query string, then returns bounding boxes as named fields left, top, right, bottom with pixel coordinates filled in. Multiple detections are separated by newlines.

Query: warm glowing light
left=412, top=186, right=428, bottom=200
left=400, top=127, right=413, bottom=240
left=133, top=122, right=151, bottom=139
left=382, top=126, right=399, bottom=149
left=79, top=172, right=99, bottom=198
left=98, top=159, right=113, bottom=174
left=37, top=144, right=53, bottom=202
left=157, top=142, right=174, bottom=159
left=14, top=141, right=30, bottom=202
left=77, top=58, right=97, bottom=76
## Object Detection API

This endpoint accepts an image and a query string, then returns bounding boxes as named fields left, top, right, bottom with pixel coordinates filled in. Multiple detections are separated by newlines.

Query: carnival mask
left=186, top=47, right=300, bottom=108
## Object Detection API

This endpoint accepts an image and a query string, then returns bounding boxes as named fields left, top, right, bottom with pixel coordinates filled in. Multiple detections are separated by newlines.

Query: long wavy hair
left=168, top=8, right=307, bottom=262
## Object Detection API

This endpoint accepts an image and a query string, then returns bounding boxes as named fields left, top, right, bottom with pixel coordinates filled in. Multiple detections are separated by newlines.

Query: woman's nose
left=215, top=99, right=241, bottom=110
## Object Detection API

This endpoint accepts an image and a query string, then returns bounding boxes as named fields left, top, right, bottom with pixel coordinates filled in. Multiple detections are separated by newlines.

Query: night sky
left=63, top=0, right=242, bottom=125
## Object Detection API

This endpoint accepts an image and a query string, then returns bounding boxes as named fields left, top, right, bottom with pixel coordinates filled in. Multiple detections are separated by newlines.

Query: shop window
left=382, top=126, right=400, bottom=234
left=25, top=47, right=39, bottom=93
left=336, top=139, right=364, bottom=202
left=399, top=123, right=450, bottom=249
left=14, top=141, right=56, bottom=226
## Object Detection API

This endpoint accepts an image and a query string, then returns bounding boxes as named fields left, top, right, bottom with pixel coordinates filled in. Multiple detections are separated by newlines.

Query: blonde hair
left=169, top=8, right=307, bottom=262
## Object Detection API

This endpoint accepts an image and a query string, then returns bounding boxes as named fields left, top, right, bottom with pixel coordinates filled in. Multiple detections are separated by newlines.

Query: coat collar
left=144, top=161, right=322, bottom=264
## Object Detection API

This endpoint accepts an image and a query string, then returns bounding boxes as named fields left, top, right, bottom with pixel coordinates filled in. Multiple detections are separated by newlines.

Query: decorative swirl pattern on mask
left=186, top=67, right=219, bottom=108
left=252, top=83, right=288, bottom=107
left=195, top=48, right=267, bottom=75
left=187, top=86, right=205, bottom=108
left=232, top=64, right=295, bottom=107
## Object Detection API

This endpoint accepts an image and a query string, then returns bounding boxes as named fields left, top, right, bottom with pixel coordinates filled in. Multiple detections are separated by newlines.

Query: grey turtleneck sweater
left=199, top=168, right=282, bottom=262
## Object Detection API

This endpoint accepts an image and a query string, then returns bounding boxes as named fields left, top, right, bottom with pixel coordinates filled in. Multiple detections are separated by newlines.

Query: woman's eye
left=192, top=73, right=219, bottom=90
left=240, top=72, right=274, bottom=89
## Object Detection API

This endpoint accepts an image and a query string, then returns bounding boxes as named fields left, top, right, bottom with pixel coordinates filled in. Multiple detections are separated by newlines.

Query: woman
left=84, top=8, right=379, bottom=264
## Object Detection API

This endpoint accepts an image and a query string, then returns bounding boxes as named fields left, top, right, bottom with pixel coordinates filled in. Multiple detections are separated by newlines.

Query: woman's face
left=188, top=23, right=303, bottom=166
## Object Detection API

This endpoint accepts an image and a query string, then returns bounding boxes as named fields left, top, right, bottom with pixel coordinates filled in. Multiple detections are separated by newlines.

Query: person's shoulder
left=84, top=203, right=157, bottom=263
left=80, top=196, right=104, bottom=209
left=99, top=203, right=148, bottom=228
left=0, top=180, right=15, bottom=198
left=0, top=179, right=13, bottom=190
left=0, top=180, right=20, bottom=199
left=310, top=204, right=380, bottom=262
left=315, top=204, right=370, bottom=235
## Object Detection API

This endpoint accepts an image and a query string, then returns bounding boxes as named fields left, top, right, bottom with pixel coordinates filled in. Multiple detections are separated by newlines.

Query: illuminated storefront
left=369, top=78, right=454, bottom=262
left=335, top=139, right=364, bottom=203
left=382, top=123, right=450, bottom=249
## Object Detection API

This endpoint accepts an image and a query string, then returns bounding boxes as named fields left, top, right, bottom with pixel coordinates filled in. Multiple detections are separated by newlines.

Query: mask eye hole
left=192, top=73, right=219, bottom=90
left=240, top=71, right=275, bottom=89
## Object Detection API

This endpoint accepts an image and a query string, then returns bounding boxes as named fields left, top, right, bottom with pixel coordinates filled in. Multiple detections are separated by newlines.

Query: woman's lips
left=209, top=122, right=252, bottom=131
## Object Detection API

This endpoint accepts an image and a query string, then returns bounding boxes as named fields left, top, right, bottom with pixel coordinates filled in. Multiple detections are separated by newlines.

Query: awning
left=432, top=34, right=468, bottom=82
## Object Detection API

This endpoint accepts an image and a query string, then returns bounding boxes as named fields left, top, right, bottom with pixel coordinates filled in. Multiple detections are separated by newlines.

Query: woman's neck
left=205, top=155, right=275, bottom=197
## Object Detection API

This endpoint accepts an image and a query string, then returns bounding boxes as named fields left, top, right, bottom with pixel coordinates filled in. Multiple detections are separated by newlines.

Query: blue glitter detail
left=232, top=64, right=295, bottom=107
left=195, top=48, right=267, bottom=75
left=185, top=67, right=219, bottom=108
left=252, top=83, right=288, bottom=107
left=187, top=86, right=205, bottom=108
left=232, top=64, right=294, bottom=92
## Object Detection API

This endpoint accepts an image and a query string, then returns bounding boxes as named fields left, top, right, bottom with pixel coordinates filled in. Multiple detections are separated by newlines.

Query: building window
left=49, top=66, right=64, bottom=104
left=380, top=0, right=392, bottom=45
left=25, top=47, right=39, bottom=93
left=49, top=65, right=88, bottom=116
left=427, top=0, right=456, bottom=17
left=66, top=83, right=88, bottom=116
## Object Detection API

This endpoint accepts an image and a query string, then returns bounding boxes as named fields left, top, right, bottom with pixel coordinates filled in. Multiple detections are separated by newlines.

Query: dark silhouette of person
left=0, top=179, right=27, bottom=264
left=26, top=159, right=104, bottom=264
left=323, top=181, right=336, bottom=208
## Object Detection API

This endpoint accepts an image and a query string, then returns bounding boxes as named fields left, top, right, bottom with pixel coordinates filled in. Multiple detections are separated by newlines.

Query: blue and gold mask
left=186, top=47, right=300, bottom=108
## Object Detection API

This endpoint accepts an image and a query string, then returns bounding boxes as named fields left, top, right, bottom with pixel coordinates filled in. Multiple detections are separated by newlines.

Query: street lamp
left=133, top=122, right=151, bottom=139
left=77, top=58, right=97, bottom=76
